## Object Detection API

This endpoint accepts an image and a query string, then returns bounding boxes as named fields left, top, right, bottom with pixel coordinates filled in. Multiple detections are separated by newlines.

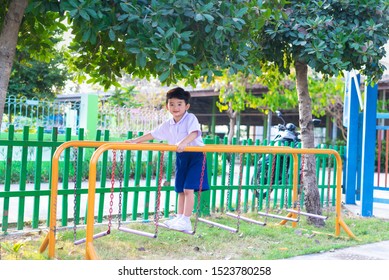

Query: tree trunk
left=0, top=0, right=28, bottom=127
left=226, top=105, right=236, bottom=145
left=295, top=61, right=325, bottom=227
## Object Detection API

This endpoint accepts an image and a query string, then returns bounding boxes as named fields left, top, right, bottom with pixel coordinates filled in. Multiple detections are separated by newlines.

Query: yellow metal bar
left=86, top=242, right=98, bottom=260
left=84, top=143, right=355, bottom=260
left=39, top=140, right=106, bottom=259
left=40, top=140, right=355, bottom=259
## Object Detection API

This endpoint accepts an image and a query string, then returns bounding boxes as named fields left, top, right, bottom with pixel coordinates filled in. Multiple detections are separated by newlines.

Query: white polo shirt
left=151, top=111, right=204, bottom=146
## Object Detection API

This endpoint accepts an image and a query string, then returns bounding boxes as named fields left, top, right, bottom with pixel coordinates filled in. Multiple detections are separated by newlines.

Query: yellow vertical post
left=39, top=140, right=104, bottom=259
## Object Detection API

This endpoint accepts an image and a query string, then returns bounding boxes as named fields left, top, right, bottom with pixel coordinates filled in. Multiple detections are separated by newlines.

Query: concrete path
left=288, top=240, right=389, bottom=260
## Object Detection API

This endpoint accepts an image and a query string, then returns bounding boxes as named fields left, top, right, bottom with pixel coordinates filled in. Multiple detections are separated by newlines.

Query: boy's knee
left=183, top=189, right=194, bottom=194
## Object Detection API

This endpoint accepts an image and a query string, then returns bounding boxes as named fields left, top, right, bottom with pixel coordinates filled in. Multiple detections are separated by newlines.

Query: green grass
left=1, top=208, right=389, bottom=260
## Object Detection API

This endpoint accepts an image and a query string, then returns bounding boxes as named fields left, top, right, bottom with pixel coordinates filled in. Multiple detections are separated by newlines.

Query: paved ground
left=288, top=240, right=389, bottom=260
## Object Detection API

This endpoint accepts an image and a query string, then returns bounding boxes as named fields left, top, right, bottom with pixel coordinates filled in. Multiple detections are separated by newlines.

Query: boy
left=125, top=87, right=209, bottom=231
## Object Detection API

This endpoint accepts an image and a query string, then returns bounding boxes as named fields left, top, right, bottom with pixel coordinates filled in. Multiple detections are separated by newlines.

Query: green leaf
left=120, top=2, right=132, bottom=13
left=157, top=27, right=165, bottom=35
left=159, top=70, right=170, bottom=82
left=203, top=14, right=214, bottom=22
left=180, top=31, right=192, bottom=40
left=171, top=38, right=180, bottom=51
left=82, top=29, right=91, bottom=42
left=170, top=55, right=177, bottom=65
left=128, top=47, right=140, bottom=54
left=86, top=8, right=98, bottom=19
left=236, top=7, right=248, bottom=17
left=13, top=242, right=24, bottom=253
left=68, top=0, right=78, bottom=9
left=195, top=14, right=205, bottom=21
left=69, top=9, right=78, bottom=18
left=117, top=14, right=129, bottom=21
left=79, top=10, right=90, bottom=21
left=109, top=29, right=116, bottom=41
left=136, top=52, right=147, bottom=68
left=176, top=51, right=188, bottom=57
left=165, top=27, right=176, bottom=38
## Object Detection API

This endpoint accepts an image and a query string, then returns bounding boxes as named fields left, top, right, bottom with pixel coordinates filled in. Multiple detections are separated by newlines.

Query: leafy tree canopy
left=21, top=0, right=285, bottom=90
left=254, top=0, right=389, bottom=83
left=8, top=48, right=70, bottom=100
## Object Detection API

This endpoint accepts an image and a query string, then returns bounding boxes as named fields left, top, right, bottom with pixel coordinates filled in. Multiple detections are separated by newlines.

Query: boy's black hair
left=166, top=87, right=191, bottom=104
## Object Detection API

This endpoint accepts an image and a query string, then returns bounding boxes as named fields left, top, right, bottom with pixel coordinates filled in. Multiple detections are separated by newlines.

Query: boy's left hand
left=176, top=142, right=187, bottom=153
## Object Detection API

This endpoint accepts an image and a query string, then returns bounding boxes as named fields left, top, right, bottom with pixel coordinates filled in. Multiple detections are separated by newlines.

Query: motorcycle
left=251, top=110, right=320, bottom=199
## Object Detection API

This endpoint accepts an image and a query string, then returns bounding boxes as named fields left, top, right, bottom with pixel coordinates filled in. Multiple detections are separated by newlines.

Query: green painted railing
left=0, top=125, right=344, bottom=232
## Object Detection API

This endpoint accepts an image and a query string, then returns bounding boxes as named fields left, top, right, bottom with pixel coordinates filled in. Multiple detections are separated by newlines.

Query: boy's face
left=166, top=98, right=190, bottom=122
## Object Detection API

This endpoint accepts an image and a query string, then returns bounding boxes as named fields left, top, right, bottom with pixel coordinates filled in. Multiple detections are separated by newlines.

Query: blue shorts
left=175, top=152, right=210, bottom=193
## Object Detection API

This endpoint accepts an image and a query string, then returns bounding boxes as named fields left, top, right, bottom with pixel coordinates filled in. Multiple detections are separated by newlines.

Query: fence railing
left=0, top=125, right=344, bottom=233
left=2, top=94, right=169, bottom=137
left=1, top=95, right=80, bottom=134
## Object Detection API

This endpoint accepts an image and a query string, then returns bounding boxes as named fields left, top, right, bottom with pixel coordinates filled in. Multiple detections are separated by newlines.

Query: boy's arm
left=176, top=131, right=199, bottom=152
left=125, top=132, right=154, bottom=144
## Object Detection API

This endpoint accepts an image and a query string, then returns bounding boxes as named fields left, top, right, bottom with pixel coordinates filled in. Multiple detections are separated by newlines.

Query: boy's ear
left=186, top=103, right=190, bottom=110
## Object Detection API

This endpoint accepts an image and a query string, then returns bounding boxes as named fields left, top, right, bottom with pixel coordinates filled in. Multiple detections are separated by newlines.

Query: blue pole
left=361, top=83, right=378, bottom=216
left=356, top=112, right=363, bottom=201
left=344, top=73, right=360, bottom=204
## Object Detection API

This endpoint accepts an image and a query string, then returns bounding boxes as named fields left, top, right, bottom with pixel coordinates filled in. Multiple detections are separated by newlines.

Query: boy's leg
left=169, top=190, right=194, bottom=231
left=183, top=189, right=194, bottom=217
left=164, top=192, right=184, bottom=227
left=177, top=192, right=185, bottom=215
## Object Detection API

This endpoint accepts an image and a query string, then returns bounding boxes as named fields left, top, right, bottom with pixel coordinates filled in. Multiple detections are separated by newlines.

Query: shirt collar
left=169, top=111, right=188, bottom=125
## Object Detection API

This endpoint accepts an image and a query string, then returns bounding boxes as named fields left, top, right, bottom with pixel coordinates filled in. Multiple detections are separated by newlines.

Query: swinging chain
left=283, top=153, right=288, bottom=210
left=226, top=153, right=233, bottom=212
left=72, top=147, right=78, bottom=242
left=192, top=152, right=206, bottom=234
left=118, top=150, right=124, bottom=227
left=154, top=151, right=165, bottom=237
left=295, top=154, right=306, bottom=218
left=264, top=153, right=277, bottom=224
left=326, top=154, right=332, bottom=217
left=107, top=150, right=117, bottom=234
left=236, top=152, right=244, bottom=232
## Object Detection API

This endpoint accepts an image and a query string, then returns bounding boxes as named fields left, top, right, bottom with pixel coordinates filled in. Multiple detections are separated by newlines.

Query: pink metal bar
left=117, top=226, right=156, bottom=238
left=197, top=218, right=238, bottom=233
left=74, top=231, right=109, bottom=245
left=377, top=130, right=382, bottom=187
left=385, top=130, right=389, bottom=187
left=286, top=209, right=327, bottom=220
left=225, top=212, right=266, bottom=226
left=258, top=211, right=299, bottom=222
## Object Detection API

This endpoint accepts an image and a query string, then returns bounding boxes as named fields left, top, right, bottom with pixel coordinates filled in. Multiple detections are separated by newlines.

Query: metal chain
left=117, top=150, right=124, bottom=227
left=264, top=154, right=276, bottom=224
left=236, top=153, right=244, bottom=232
left=326, top=155, right=332, bottom=218
left=226, top=153, right=233, bottom=212
left=295, top=154, right=306, bottom=220
left=193, top=152, right=206, bottom=234
left=284, top=155, right=288, bottom=210
left=107, top=150, right=117, bottom=234
left=72, top=147, right=78, bottom=243
left=154, top=151, right=165, bottom=237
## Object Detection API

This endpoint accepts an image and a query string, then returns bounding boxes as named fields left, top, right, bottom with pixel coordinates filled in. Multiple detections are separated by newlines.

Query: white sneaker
left=169, top=217, right=192, bottom=232
left=163, top=216, right=181, bottom=227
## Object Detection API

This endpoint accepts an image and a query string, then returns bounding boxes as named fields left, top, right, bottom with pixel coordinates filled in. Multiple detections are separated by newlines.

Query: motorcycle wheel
left=251, top=161, right=271, bottom=200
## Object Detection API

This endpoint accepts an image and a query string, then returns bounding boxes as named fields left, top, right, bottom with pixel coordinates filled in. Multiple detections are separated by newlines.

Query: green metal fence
left=0, top=125, right=344, bottom=233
